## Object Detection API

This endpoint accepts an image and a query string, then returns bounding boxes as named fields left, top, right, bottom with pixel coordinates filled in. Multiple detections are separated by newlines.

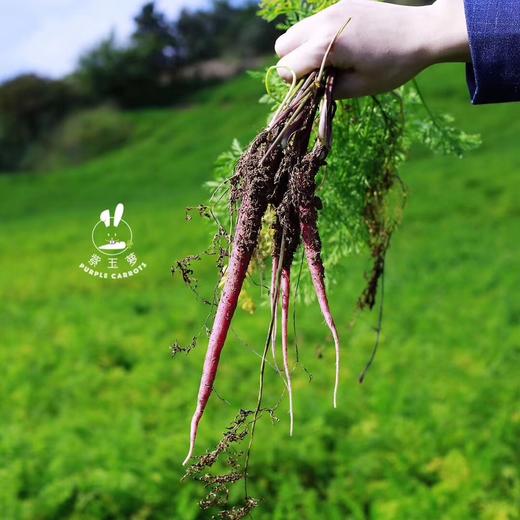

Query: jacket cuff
left=464, top=0, right=520, bottom=104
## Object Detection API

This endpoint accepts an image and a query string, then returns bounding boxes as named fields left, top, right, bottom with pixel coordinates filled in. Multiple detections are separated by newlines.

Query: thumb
left=277, top=40, right=328, bottom=82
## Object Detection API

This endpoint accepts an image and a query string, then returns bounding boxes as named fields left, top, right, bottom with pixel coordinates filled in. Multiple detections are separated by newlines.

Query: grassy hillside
left=0, top=65, right=519, bottom=519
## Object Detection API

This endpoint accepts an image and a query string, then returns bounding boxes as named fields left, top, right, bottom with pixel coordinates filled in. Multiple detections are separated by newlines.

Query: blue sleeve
left=464, top=0, right=520, bottom=104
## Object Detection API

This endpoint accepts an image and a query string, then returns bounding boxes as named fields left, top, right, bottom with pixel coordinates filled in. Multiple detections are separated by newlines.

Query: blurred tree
left=76, top=0, right=279, bottom=107
left=0, top=0, right=281, bottom=171
left=132, top=2, right=178, bottom=70
left=175, top=4, right=215, bottom=63
left=77, top=3, right=182, bottom=107
left=75, top=34, right=130, bottom=103
left=0, top=74, right=80, bottom=171
left=176, top=0, right=279, bottom=63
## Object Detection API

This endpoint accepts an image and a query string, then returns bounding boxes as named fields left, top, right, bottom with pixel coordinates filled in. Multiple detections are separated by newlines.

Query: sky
left=0, top=0, right=211, bottom=82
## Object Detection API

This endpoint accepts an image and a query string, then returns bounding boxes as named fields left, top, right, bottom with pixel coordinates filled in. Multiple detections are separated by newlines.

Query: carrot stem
left=316, top=17, right=352, bottom=85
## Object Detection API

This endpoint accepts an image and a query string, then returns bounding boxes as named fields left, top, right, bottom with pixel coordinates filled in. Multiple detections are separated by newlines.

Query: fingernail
left=274, top=36, right=286, bottom=57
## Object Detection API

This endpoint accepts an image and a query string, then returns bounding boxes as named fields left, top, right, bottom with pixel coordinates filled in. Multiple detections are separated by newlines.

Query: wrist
left=425, top=0, right=470, bottom=64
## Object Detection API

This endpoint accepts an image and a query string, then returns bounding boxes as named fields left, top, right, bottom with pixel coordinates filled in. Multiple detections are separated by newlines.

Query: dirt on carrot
left=182, top=66, right=346, bottom=469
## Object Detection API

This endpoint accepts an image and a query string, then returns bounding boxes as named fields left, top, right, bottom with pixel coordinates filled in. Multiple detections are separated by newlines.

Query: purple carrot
left=183, top=229, right=251, bottom=465
left=297, top=147, right=341, bottom=408
left=300, top=218, right=340, bottom=408
left=184, top=132, right=282, bottom=465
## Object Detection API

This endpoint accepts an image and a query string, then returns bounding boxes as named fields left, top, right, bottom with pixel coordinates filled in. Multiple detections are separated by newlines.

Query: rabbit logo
left=79, top=202, right=146, bottom=280
left=91, top=203, right=133, bottom=256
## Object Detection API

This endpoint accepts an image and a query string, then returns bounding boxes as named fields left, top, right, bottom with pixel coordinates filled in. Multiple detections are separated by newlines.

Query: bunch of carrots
left=183, top=23, right=351, bottom=466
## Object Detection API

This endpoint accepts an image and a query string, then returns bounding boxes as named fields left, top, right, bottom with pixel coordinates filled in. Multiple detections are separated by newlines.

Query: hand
left=275, top=0, right=470, bottom=99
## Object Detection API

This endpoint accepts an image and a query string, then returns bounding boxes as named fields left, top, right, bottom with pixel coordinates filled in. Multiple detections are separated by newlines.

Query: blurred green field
left=1, top=64, right=519, bottom=519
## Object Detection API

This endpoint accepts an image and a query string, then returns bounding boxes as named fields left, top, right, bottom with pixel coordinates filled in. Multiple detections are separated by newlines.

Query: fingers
left=277, top=40, right=329, bottom=82
left=275, top=4, right=352, bottom=82
left=275, top=9, right=327, bottom=57
left=275, top=21, right=310, bottom=57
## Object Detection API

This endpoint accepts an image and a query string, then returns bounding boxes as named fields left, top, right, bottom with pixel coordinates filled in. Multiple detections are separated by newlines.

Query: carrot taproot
left=183, top=132, right=283, bottom=465
left=296, top=146, right=341, bottom=408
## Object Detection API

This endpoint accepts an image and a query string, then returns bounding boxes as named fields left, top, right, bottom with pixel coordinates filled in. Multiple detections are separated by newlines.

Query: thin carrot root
left=270, top=255, right=280, bottom=370
left=301, top=222, right=340, bottom=408
left=281, top=267, right=294, bottom=435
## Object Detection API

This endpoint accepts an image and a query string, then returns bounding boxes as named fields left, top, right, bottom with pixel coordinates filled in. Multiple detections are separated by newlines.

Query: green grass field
left=1, top=64, right=519, bottom=519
